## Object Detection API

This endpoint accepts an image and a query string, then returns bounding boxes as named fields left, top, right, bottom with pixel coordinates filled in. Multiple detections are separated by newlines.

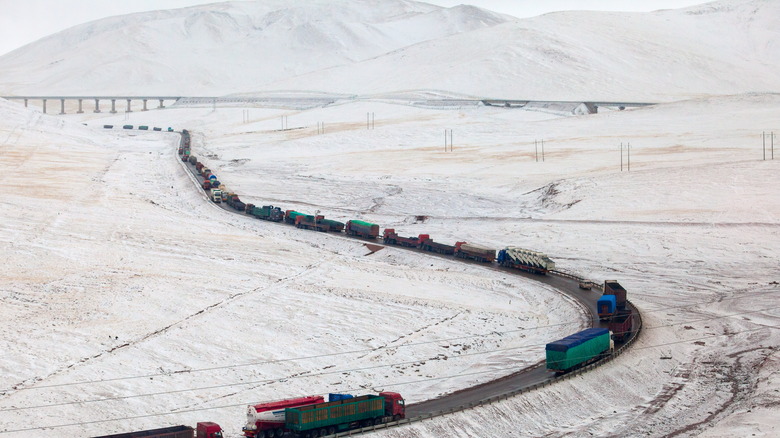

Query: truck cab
left=380, top=392, right=405, bottom=420
left=210, top=189, right=222, bottom=203
left=196, top=422, right=224, bottom=438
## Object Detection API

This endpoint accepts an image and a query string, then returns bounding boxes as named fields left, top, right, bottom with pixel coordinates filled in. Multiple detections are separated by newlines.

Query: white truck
left=210, top=188, right=222, bottom=203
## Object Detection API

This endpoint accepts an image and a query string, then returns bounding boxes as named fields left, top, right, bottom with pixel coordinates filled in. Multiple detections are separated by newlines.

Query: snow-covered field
left=2, top=90, right=778, bottom=437
left=2, top=0, right=780, bottom=436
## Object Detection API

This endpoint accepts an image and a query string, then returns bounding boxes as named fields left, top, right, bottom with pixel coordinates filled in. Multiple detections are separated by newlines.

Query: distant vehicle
left=123, top=125, right=133, bottom=129
left=497, top=247, right=555, bottom=275
left=604, top=280, right=627, bottom=309
left=91, top=422, right=223, bottom=438
left=546, top=328, right=614, bottom=374
left=139, top=125, right=149, bottom=130
left=382, top=229, right=429, bottom=248
left=345, top=220, right=380, bottom=239
left=103, top=125, right=113, bottom=129
left=210, top=189, right=222, bottom=203
left=454, top=242, right=496, bottom=263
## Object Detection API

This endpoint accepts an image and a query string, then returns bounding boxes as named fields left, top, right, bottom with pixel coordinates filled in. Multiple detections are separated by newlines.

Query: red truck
left=92, top=422, right=222, bottom=438
left=420, top=238, right=457, bottom=255
left=609, top=309, right=634, bottom=342
left=296, top=214, right=329, bottom=232
left=454, top=242, right=496, bottom=263
left=382, top=229, right=429, bottom=248
left=243, top=395, right=325, bottom=438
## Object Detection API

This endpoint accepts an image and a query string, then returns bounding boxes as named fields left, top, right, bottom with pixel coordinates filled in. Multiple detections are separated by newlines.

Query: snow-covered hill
left=0, top=0, right=778, bottom=100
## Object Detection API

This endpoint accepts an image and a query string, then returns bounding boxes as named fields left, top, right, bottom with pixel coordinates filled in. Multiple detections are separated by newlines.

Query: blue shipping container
left=597, top=295, right=617, bottom=319
left=328, top=393, right=354, bottom=402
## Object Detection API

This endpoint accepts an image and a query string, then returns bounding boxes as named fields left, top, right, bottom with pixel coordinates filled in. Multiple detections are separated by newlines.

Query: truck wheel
left=373, top=417, right=382, bottom=426
left=327, top=426, right=336, bottom=435
left=275, top=429, right=284, bottom=438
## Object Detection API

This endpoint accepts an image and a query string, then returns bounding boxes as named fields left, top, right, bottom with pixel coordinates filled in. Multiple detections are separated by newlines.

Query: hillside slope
left=0, top=0, right=778, bottom=100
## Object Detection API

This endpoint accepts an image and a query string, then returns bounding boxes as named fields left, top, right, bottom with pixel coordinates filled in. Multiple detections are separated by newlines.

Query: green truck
left=545, top=328, right=613, bottom=374
left=285, top=392, right=405, bottom=438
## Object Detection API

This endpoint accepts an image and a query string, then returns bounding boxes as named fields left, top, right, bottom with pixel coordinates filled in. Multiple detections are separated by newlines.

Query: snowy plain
left=1, top=0, right=780, bottom=437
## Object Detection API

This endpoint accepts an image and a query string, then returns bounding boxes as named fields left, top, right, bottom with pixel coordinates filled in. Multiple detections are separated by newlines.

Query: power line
left=3, top=302, right=779, bottom=414
left=4, top=288, right=779, bottom=396
left=1, top=322, right=777, bottom=435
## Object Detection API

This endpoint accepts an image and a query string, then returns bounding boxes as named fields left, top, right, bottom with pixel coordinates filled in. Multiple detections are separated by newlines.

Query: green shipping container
left=285, top=394, right=384, bottom=432
left=545, top=328, right=610, bottom=372
left=349, top=220, right=378, bottom=228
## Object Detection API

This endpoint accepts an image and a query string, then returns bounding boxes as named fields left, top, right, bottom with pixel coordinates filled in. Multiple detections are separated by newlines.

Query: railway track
left=175, top=131, right=642, bottom=437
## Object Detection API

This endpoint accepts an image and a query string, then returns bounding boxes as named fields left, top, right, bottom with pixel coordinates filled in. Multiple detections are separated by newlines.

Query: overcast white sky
left=0, top=0, right=710, bottom=56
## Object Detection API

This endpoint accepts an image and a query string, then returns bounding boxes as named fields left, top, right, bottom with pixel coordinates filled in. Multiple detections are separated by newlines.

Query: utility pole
left=763, top=131, right=767, bottom=161
left=621, top=142, right=623, bottom=171
left=627, top=142, right=631, bottom=171
left=535, top=140, right=538, bottom=162
left=541, top=139, right=545, bottom=162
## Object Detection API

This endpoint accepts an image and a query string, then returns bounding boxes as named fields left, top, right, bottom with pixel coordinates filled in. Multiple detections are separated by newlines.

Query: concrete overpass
left=0, top=95, right=182, bottom=114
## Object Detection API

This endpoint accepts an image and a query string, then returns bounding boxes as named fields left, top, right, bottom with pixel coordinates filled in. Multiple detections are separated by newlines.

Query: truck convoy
left=243, top=392, right=405, bottom=438
left=92, top=422, right=223, bottom=438
left=546, top=328, right=614, bottom=374
left=497, top=247, right=556, bottom=274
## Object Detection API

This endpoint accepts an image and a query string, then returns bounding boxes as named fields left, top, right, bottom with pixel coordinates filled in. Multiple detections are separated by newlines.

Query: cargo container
left=285, top=392, right=405, bottom=438
left=201, top=180, right=212, bottom=191
left=345, top=220, right=380, bottom=239
left=249, top=205, right=285, bottom=222
left=454, top=242, right=496, bottom=263
left=243, top=396, right=324, bottom=438
left=296, top=215, right=329, bottom=232
left=285, top=210, right=306, bottom=225
left=320, top=218, right=345, bottom=232
left=91, top=422, right=222, bottom=438
left=382, top=229, right=429, bottom=248
left=497, top=247, right=555, bottom=275
left=226, top=194, right=245, bottom=211
left=597, top=294, right=617, bottom=320
left=188, top=156, right=197, bottom=165
left=139, top=125, right=149, bottom=130
left=609, top=309, right=634, bottom=342
left=195, top=162, right=204, bottom=172
left=328, top=393, right=354, bottom=402
left=153, top=127, right=162, bottom=131
left=545, top=328, right=613, bottom=374
left=604, top=280, right=627, bottom=309
left=420, top=238, right=456, bottom=255
left=123, top=125, right=133, bottom=129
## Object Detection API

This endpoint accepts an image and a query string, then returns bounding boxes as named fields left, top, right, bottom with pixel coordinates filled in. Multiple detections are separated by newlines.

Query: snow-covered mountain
left=0, top=0, right=777, bottom=100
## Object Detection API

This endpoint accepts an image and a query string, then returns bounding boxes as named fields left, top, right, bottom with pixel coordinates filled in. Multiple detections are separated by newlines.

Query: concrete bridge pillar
left=77, top=99, right=84, bottom=114
left=158, top=99, right=165, bottom=109
left=142, top=99, right=148, bottom=111
left=94, top=99, right=101, bottom=113
left=110, top=99, right=117, bottom=114
left=24, top=99, right=28, bottom=107
left=42, top=99, right=47, bottom=114
left=60, top=99, right=66, bottom=115
left=126, top=99, right=132, bottom=112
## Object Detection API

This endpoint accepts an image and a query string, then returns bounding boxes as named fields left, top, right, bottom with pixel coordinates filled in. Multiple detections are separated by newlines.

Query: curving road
left=176, top=132, right=639, bottom=428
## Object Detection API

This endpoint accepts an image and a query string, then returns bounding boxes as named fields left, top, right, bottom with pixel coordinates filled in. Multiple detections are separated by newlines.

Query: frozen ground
left=0, top=98, right=584, bottom=437
left=1, top=90, right=778, bottom=437
left=1, top=0, right=779, bottom=436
